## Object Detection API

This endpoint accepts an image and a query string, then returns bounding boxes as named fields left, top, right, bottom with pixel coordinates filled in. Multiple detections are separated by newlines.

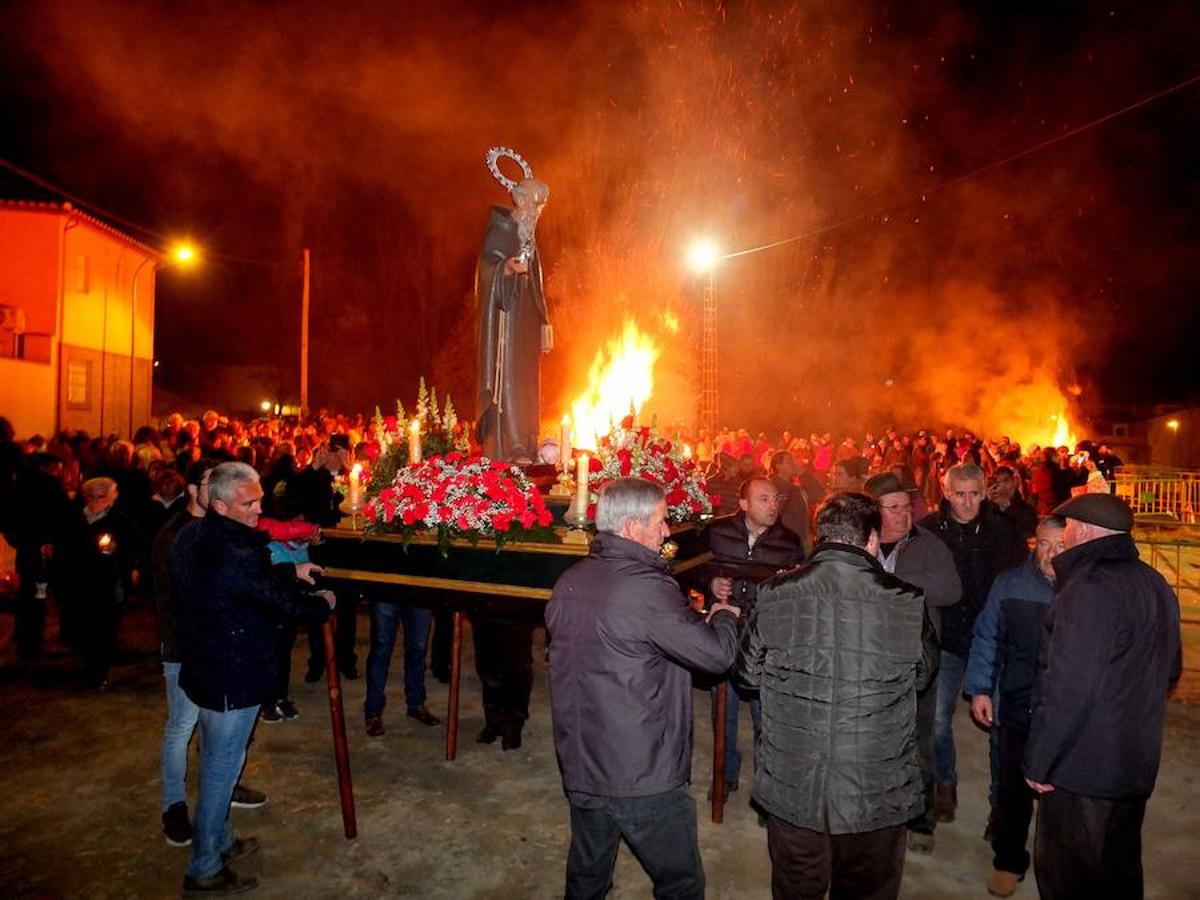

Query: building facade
left=0, top=200, right=158, bottom=440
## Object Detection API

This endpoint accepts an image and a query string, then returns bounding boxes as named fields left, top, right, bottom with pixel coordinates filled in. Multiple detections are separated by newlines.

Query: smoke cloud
left=5, top=0, right=1198, bottom=440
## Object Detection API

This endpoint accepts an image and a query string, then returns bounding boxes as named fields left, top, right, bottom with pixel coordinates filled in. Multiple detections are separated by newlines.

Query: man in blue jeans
left=364, top=600, right=440, bottom=736
left=151, top=459, right=266, bottom=848
left=171, top=462, right=334, bottom=895
left=919, top=463, right=1024, bottom=823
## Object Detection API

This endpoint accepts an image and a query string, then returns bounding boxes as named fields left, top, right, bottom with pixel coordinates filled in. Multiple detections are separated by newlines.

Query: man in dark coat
left=738, top=492, right=936, bottom=900
left=546, top=477, right=740, bottom=899
left=1024, top=493, right=1181, bottom=900
left=963, top=516, right=1065, bottom=897
left=60, top=476, right=141, bottom=689
left=171, top=462, right=334, bottom=894
left=919, top=462, right=1026, bottom=822
left=699, top=477, right=804, bottom=796
left=1, top=452, right=70, bottom=666
left=987, top=465, right=1038, bottom=542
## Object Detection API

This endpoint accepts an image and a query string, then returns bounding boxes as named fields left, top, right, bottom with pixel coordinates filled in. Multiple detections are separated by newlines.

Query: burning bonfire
left=569, top=319, right=661, bottom=451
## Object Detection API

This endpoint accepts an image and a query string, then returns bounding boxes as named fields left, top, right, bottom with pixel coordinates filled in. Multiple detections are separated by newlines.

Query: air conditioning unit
left=0, top=305, right=28, bottom=334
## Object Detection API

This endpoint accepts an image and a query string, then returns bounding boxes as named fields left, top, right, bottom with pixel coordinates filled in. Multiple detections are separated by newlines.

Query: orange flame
left=1048, top=410, right=1078, bottom=450
left=570, top=320, right=660, bottom=450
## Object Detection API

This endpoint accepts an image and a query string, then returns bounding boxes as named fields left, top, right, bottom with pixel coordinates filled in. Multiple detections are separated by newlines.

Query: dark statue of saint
left=474, top=172, right=553, bottom=463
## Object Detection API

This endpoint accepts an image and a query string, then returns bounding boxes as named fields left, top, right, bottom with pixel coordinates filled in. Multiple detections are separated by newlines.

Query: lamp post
left=129, top=242, right=196, bottom=436
left=687, top=238, right=721, bottom=437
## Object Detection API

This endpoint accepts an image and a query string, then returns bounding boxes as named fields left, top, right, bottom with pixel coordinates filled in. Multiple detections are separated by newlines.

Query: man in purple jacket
left=546, top=477, right=741, bottom=900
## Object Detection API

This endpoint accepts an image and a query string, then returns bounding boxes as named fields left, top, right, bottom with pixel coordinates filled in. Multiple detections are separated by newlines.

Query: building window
left=74, top=255, right=89, bottom=293
left=66, top=359, right=92, bottom=409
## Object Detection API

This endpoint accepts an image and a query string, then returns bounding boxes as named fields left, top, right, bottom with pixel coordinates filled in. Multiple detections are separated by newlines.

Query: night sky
left=1, top=0, right=1198, bottom=436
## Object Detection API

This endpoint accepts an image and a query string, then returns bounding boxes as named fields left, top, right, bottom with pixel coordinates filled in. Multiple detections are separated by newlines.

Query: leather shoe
left=987, top=869, right=1022, bottom=897
left=365, top=714, right=384, bottom=737
left=339, top=667, right=360, bottom=680
left=406, top=706, right=440, bottom=727
left=222, top=836, right=260, bottom=863
left=476, top=724, right=500, bottom=744
left=182, top=866, right=258, bottom=895
left=501, top=730, right=522, bottom=751
left=303, top=667, right=323, bottom=684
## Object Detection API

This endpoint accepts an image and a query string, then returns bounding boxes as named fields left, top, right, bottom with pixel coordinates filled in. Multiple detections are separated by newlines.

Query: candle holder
left=548, top=468, right=573, bottom=500
left=562, top=494, right=591, bottom=545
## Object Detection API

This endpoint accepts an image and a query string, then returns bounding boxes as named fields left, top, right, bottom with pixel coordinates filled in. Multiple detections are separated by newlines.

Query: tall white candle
left=409, top=419, right=422, bottom=464
left=348, top=463, right=362, bottom=509
left=560, top=414, right=571, bottom=468
left=575, top=453, right=589, bottom=521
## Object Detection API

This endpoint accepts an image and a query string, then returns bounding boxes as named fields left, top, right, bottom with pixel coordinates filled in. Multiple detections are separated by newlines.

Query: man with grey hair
left=171, top=462, right=335, bottom=895
left=919, top=462, right=1025, bottom=823
left=546, top=477, right=740, bottom=899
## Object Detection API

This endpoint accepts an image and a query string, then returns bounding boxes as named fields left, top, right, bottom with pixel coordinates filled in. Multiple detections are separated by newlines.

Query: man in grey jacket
left=866, top=473, right=959, bottom=854
left=738, top=492, right=937, bottom=900
left=546, top=477, right=741, bottom=900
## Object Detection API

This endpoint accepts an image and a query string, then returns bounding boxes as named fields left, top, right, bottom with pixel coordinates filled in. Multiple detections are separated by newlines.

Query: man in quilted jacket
left=737, top=491, right=937, bottom=900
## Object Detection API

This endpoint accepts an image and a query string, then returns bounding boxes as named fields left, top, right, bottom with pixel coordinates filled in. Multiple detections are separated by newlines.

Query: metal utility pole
left=700, top=270, right=718, bottom=435
left=300, top=247, right=310, bottom=417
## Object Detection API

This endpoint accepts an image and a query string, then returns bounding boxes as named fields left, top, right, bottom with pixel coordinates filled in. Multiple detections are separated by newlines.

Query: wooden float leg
left=711, top=680, right=727, bottom=824
left=323, top=617, right=357, bottom=839
left=446, top=610, right=464, bottom=761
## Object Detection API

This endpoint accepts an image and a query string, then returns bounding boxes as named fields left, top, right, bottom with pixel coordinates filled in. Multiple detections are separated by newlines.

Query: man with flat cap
left=1024, top=493, right=1181, bottom=900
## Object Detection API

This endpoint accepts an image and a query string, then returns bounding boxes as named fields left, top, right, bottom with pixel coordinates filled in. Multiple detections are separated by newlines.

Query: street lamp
left=686, top=238, right=721, bottom=437
left=130, top=243, right=199, bottom=435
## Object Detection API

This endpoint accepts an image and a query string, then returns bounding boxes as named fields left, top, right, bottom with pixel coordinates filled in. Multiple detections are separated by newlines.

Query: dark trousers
left=766, top=816, right=906, bottom=900
left=430, top=608, right=453, bottom=681
left=306, top=593, right=358, bottom=674
left=79, top=599, right=122, bottom=687
left=565, top=787, right=704, bottom=900
left=1034, top=787, right=1147, bottom=900
left=471, top=616, right=533, bottom=737
left=269, top=623, right=296, bottom=702
left=14, top=546, right=50, bottom=662
left=907, top=680, right=937, bottom=834
left=992, top=725, right=1034, bottom=875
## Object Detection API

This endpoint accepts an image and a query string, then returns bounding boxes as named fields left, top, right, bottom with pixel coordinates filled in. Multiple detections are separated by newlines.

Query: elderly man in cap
left=1024, top=493, right=1181, bottom=900
left=866, top=472, right=960, bottom=854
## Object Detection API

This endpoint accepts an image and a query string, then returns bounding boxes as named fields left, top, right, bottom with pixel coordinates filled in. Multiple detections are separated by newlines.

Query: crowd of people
left=0, top=408, right=1179, bottom=899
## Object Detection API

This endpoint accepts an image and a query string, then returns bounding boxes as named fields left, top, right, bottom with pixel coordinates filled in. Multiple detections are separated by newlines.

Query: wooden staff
left=323, top=617, right=357, bottom=839
left=711, top=680, right=727, bottom=824
left=445, top=610, right=465, bottom=761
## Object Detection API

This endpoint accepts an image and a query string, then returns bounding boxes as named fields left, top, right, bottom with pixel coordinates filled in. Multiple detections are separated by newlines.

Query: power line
left=721, top=69, right=1200, bottom=262
left=0, top=155, right=298, bottom=268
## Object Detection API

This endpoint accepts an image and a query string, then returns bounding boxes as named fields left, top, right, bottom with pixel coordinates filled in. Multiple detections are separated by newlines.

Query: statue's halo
left=485, top=147, right=534, bottom=193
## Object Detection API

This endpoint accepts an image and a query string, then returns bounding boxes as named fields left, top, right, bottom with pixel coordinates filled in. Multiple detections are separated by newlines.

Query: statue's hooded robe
left=474, top=205, right=550, bottom=462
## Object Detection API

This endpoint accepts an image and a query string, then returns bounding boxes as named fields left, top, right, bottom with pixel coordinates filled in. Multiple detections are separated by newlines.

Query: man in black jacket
left=919, top=462, right=1025, bottom=822
left=1024, top=493, right=1181, bottom=900
left=171, top=462, right=334, bottom=895
left=702, top=477, right=804, bottom=796
left=547, top=477, right=740, bottom=900
left=738, top=492, right=936, bottom=900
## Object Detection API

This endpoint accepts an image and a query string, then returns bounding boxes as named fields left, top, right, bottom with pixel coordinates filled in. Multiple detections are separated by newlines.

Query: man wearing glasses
left=866, top=473, right=961, bottom=854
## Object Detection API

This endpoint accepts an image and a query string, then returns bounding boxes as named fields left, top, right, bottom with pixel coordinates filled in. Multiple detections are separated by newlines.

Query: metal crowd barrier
left=1115, top=467, right=1200, bottom=524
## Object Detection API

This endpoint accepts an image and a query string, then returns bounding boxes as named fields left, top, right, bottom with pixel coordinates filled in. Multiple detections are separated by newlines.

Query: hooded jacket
left=736, top=543, right=936, bottom=834
left=1024, top=533, right=1181, bottom=798
left=546, top=532, right=739, bottom=797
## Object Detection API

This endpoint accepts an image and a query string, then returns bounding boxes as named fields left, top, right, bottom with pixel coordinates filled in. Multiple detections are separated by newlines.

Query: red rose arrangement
left=586, top=416, right=715, bottom=522
left=365, top=452, right=556, bottom=550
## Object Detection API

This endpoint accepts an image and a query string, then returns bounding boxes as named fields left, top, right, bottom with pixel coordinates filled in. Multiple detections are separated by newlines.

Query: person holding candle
left=60, top=476, right=141, bottom=690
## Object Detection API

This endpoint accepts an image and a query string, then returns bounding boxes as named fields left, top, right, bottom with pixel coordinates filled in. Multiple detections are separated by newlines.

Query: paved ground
left=1, top=602, right=1198, bottom=899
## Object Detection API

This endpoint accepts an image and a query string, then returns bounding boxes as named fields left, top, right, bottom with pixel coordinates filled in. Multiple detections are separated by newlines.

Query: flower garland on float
left=583, top=415, right=715, bottom=523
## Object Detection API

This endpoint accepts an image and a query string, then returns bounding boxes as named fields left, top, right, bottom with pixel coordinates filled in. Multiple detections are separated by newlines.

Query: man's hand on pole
left=710, top=576, right=733, bottom=602
left=295, top=562, right=323, bottom=584
left=706, top=602, right=741, bottom=623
